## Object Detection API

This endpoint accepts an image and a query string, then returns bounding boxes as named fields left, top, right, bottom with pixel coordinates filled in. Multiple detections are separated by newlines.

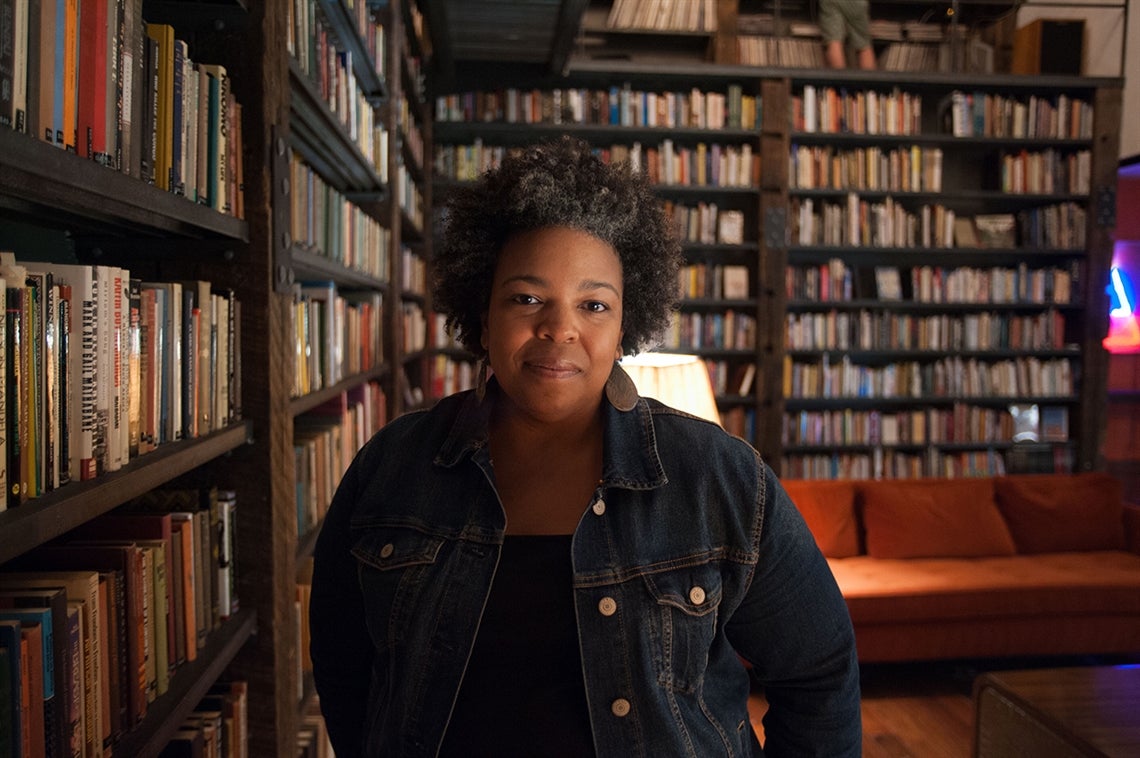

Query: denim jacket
left=310, top=388, right=861, bottom=757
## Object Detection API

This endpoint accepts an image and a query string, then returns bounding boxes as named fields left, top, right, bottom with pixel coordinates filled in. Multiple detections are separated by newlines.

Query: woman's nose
left=538, top=304, right=578, bottom=342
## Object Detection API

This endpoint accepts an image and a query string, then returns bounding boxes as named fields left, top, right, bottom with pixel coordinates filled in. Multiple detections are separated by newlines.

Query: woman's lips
left=524, top=358, right=581, bottom=378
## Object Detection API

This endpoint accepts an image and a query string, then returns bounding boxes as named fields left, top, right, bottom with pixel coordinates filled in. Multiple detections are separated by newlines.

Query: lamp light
left=620, top=353, right=721, bottom=426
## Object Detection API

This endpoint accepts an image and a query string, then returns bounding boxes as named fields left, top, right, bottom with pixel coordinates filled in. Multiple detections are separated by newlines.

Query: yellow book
left=62, top=0, right=79, bottom=150
left=145, top=24, right=175, bottom=191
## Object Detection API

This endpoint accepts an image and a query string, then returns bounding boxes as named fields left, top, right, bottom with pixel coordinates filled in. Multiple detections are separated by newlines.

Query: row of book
left=678, top=263, right=750, bottom=300
left=788, top=145, right=944, bottom=193
left=784, top=309, right=1069, bottom=352
left=397, top=92, right=425, bottom=170
left=290, top=11, right=385, bottom=162
left=401, top=301, right=426, bottom=355
left=606, top=0, right=718, bottom=32
left=791, top=196, right=957, bottom=249
left=287, top=0, right=387, bottom=86
left=295, top=382, right=387, bottom=540
left=793, top=86, right=924, bottom=136
left=782, top=403, right=1071, bottom=448
left=785, top=262, right=1078, bottom=306
left=290, top=154, right=392, bottom=281
left=396, top=164, right=426, bottom=234
left=663, top=202, right=746, bottom=246
left=427, top=355, right=476, bottom=402
left=780, top=447, right=1013, bottom=480
left=783, top=354, right=1075, bottom=400
left=0, top=254, right=240, bottom=508
left=157, top=681, right=248, bottom=758
left=662, top=310, right=757, bottom=352
left=435, top=139, right=760, bottom=189
left=289, top=282, right=384, bottom=399
left=998, top=149, right=1091, bottom=195
left=737, top=35, right=825, bottom=69
left=0, top=6, right=244, bottom=217
left=944, top=91, right=1094, bottom=141
left=0, top=487, right=238, bottom=757
left=434, top=84, right=758, bottom=131
left=705, top=359, right=756, bottom=397
left=720, top=406, right=754, bottom=442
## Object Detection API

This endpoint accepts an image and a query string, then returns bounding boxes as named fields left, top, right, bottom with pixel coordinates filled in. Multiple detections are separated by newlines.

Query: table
left=974, top=665, right=1140, bottom=757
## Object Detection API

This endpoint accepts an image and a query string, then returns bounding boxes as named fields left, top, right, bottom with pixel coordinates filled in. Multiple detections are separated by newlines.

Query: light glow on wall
left=1104, top=260, right=1140, bottom=353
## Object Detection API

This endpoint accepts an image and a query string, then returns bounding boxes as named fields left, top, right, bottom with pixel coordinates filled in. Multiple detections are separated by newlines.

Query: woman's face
left=482, top=226, right=624, bottom=426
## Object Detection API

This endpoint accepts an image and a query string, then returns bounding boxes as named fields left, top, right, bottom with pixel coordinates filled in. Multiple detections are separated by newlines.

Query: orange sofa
left=782, top=473, right=1140, bottom=663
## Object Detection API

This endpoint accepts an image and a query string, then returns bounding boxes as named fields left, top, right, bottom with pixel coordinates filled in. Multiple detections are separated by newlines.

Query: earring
left=475, top=355, right=490, bottom=403
left=605, top=362, right=639, bottom=411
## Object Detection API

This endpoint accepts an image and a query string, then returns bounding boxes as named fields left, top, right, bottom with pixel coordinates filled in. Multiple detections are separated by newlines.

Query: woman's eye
left=512, top=294, right=540, bottom=305
left=584, top=301, right=609, bottom=313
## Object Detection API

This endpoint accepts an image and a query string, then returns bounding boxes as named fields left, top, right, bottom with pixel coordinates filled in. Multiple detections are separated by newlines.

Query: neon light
left=1104, top=267, right=1140, bottom=352
left=1109, top=267, right=1134, bottom=318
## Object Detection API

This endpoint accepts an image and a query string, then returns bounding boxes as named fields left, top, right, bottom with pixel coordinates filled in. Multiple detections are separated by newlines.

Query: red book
left=77, top=0, right=110, bottom=163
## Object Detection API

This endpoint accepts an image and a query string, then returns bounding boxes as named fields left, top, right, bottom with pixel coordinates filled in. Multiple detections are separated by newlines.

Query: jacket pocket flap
left=351, top=527, right=444, bottom=570
left=643, top=566, right=723, bottom=617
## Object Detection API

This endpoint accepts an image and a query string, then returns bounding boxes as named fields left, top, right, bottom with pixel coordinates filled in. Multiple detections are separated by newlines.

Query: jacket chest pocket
left=643, top=565, right=723, bottom=694
left=351, top=526, right=445, bottom=648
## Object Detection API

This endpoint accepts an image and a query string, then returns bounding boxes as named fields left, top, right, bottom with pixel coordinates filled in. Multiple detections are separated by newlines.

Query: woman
left=309, top=137, right=861, bottom=757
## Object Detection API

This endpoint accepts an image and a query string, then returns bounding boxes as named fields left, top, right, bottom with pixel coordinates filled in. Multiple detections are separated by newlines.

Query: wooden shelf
left=786, top=299, right=1082, bottom=312
left=785, top=348, right=1082, bottom=360
left=113, top=609, right=257, bottom=758
left=433, top=120, right=758, bottom=143
left=784, top=395, right=1079, bottom=410
left=288, top=246, right=390, bottom=290
left=0, top=129, right=249, bottom=240
left=0, top=422, right=254, bottom=564
left=290, top=366, right=390, bottom=417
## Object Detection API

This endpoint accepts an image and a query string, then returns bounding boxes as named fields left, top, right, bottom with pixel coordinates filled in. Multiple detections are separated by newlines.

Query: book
left=145, top=24, right=176, bottom=190
left=0, top=646, right=13, bottom=758
left=953, top=217, right=980, bottom=248
left=0, top=573, right=100, bottom=758
left=974, top=213, right=1017, bottom=248
left=0, top=586, right=70, bottom=757
left=76, top=0, right=110, bottom=164
left=0, top=614, right=48, bottom=758
left=874, top=267, right=903, bottom=301
left=1041, top=406, right=1069, bottom=442
left=0, top=620, right=24, bottom=758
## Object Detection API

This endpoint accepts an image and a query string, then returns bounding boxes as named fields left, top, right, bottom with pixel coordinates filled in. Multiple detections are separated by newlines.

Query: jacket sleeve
left=309, top=445, right=376, bottom=757
left=725, top=465, right=861, bottom=758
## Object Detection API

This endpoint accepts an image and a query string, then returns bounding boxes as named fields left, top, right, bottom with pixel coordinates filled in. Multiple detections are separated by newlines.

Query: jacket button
left=689, top=586, right=706, bottom=605
left=611, top=698, right=631, bottom=717
left=591, top=499, right=606, bottom=516
left=380, top=543, right=395, bottom=558
left=598, top=597, right=617, bottom=616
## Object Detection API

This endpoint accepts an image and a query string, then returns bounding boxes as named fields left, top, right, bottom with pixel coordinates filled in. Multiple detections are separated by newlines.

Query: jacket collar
left=434, top=379, right=667, bottom=491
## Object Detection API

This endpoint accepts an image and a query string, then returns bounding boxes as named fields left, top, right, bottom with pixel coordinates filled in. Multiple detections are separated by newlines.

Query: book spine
left=0, top=0, right=14, bottom=128
left=33, top=0, right=55, bottom=143
left=61, top=0, right=77, bottom=150
left=56, top=285, right=70, bottom=487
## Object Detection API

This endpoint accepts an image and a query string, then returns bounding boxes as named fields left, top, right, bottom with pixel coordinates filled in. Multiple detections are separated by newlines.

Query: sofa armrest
left=1125, top=503, right=1140, bottom=554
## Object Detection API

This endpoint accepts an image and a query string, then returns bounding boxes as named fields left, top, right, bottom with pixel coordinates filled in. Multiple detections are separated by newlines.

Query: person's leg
left=818, top=0, right=847, bottom=68
left=826, top=40, right=847, bottom=68
left=845, top=0, right=875, bottom=69
left=856, top=46, right=876, bottom=69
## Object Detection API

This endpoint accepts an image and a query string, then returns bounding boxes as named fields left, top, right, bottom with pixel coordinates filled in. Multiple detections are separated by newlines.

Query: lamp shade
left=620, top=353, right=721, bottom=426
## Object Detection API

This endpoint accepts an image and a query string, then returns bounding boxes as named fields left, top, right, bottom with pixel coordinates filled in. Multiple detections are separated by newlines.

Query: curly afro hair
left=432, top=136, right=682, bottom=357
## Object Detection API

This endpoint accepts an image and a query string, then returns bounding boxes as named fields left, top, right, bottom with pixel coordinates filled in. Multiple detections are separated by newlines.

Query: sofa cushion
left=829, top=551, right=1140, bottom=624
left=780, top=479, right=861, bottom=558
left=859, top=477, right=1016, bottom=559
left=994, top=473, right=1126, bottom=554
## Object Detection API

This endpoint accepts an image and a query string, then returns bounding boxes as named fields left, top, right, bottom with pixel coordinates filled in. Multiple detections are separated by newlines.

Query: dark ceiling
left=417, top=0, right=593, bottom=81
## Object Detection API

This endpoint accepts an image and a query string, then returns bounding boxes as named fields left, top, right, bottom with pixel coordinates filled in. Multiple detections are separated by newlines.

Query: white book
left=13, top=0, right=29, bottom=131
left=36, top=262, right=99, bottom=480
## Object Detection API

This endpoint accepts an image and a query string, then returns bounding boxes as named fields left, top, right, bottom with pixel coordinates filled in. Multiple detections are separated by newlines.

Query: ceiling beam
left=549, top=0, right=591, bottom=75
left=419, top=0, right=455, bottom=88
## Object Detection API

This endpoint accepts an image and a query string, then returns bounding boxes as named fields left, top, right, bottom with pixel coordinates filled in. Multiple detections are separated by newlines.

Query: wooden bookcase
left=0, top=0, right=429, bottom=755
left=428, top=61, right=1122, bottom=481
left=763, top=70, right=1121, bottom=479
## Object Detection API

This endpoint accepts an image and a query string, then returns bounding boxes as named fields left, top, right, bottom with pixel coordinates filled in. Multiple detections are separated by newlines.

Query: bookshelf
left=0, top=0, right=256, bottom=751
left=762, top=70, right=1121, bottom=479
left=1, top=0, right=428, bottom=755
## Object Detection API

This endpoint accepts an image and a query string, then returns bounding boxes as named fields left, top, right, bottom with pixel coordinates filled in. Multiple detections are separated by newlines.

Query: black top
left=438, top=535, right=596, bottom=757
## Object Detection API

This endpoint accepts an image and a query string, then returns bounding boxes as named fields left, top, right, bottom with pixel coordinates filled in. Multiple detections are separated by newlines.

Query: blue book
left=0, top=609, right=52, bottom=700
left=0, top=620, right=22, bottom=757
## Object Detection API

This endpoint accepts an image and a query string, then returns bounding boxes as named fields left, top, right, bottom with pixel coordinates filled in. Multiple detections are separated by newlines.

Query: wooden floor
left=747, top=657, right=1140, bottom=758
